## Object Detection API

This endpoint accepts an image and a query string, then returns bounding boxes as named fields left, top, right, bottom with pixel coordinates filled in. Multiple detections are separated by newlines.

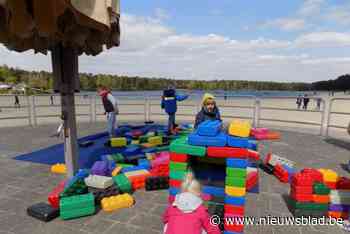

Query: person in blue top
left=161, top=87, right=188, bottom=134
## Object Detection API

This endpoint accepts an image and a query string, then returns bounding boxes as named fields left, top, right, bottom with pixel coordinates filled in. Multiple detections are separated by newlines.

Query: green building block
left=225, top=176, right=246, bottom=187
left=111, top=153, right=124, bottom=163
left=156, top=145, right=170, bottom=152
left=139, top=135, right=149, bottom=143
left=226, top=168, right=246, bottom=178
left=170, top=170, right=187, bottom=180
left=169, top=162, right=188, bottom=171
left=112, top=174, right=132, bottom=193
left=289, top=199, right=328, bottom=211
left=313, top=183, right=330, bottom=195
left=60, top=179, right=88, bottom=198
left=169, top=137, right=206, bottom=156
left=117, top=163, right=134, bottom=168
left=60, top=193, right=95, bottom=220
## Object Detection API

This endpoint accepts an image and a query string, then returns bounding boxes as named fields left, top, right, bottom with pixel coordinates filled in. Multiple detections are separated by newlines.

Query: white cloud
left=326, top=5, right=350, bottom=26
left=1, top=13, right=350, bottom=82
left=154, top=8, right=170, bottom=21
left=298, top=0, right=324, bottom=16
left=262, top=18, right=306, bottom=31
left=295, top=32, right=350, bottom=47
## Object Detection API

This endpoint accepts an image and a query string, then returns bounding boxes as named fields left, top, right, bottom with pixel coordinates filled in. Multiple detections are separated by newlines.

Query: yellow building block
left=124, top=169, right=151, bottom=178
left=111, top=166, right=122, bottom=177
left=146, top=153, right=155, bottom=160
left=148, top=136, right=163, bottom=146
left=225, top=186, right=246, bottom=197
left=318, top=169, right=338, bottom=182
left=101, top=194, right=134, bottom=212
left=51, top=164, right=66, bottom=174
left=228, top=120, right=252, bottom=138
left=110, top=137, right=127, bottom=147
left=131, top=140, right=140, bottom=145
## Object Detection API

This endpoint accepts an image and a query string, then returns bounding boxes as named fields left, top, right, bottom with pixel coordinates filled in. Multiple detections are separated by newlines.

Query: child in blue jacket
left=161, top=88, right=188, bottom=134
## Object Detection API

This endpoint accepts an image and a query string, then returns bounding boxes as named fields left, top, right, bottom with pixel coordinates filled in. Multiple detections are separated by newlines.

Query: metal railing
left=0, top=94, right=349, bottom=138
left=325, top=97, right=350, bottom=137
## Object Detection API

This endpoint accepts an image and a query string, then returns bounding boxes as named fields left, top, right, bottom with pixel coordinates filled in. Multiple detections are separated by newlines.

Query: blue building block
left=223, top=231, right=243, bottom=234
left=122, top=145, right=141, bottom=157
left=138, top=159, right=150, bottom=169
left=225, top=195, right=246, bottom=206
left=202, top=186, right=225, bottom=197
left=120, top=165, right=148, bottom=173
left=247, top=184, right=259, bottom=194
left=226, top=158, right=248, bottom=169
left=169, top=187, right=179, bottom=196
left=247, top=161, right=258, bottom=168
left=64, top=169, right=90, bottom=189
left=197, top=120, right=222, bottom=136
left=188, top=132, right=227, bottom=147
left=227, top=136, right=256, bottom=149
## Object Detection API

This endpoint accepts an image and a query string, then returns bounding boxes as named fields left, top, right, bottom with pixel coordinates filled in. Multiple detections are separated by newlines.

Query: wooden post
left=51, top=44, right=80, bottom=177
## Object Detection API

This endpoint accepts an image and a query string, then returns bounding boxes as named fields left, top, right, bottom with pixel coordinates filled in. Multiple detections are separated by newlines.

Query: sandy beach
left=0, top=92, right=349, bottom=139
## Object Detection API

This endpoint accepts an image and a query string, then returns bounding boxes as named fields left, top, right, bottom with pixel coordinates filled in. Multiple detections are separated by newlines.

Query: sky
left=1, top=0, right=350, bottom=82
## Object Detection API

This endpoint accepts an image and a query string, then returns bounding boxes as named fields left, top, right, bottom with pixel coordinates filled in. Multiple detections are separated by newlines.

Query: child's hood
left=172, top=192, right=203, bottom=213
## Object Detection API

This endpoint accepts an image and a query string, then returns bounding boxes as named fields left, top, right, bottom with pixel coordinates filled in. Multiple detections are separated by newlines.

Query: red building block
left=169, top=179, right=182, bottom=188
left=224, top=214, right=244, bottom=233
left=301, top=168, right=323, bottom=183
left=290, top=185, right=313, bottom=194
left=150, top=164, right=169, bottom=177
left=274, top=164, right=289, bottom=183
left=292, top=173, right=314, bottom=186
left=337, top=177, right=350, bottom=190
left=290, top=191, right=313, bottom=202
left=129, top=174, right=150, bottom=190
left=169, top=153, right=188, bottom=163
left=224, top=204, right=245, bottom=216
left=246, top=171, right=258, bottom=190
left=207, top=147, right=247, bottom=158
left=48, top=180, right=66, bottom=208
left=324, top=181, right=337, bottom=190
left=247, top=150, right=260, bottom=161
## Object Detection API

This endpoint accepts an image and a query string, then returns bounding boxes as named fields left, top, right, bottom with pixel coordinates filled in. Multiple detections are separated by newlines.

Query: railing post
left=253, top=97, right=261, bottom=128
left=319, top=99, right=326, bottom=136
left=26, top=95, right=32, bottom=126
left=31, top=95, right=37, bottom=126
left=323, top=98, right=333, bottom=137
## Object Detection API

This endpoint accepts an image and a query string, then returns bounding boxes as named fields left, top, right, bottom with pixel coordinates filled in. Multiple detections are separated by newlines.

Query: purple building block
left=91, top=161, right=108, bottom=176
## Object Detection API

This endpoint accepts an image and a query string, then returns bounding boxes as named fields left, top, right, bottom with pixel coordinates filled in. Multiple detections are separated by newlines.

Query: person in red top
left=98, top=87, right=118, bottom=138
left=162, top=172, right=221, bottom=234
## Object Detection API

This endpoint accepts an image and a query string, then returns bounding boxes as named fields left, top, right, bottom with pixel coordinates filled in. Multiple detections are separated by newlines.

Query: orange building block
left=328, top=211, right=349, bottom=220
left=313, top=194, right=330, bottom=204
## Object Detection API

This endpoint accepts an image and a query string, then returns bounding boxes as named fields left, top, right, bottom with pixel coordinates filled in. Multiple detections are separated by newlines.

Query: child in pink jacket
left=162, top=172, right=221, bottom=234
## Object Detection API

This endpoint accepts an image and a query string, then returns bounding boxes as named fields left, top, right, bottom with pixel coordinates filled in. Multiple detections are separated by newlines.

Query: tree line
left=0, top=65, right=347, bottom=92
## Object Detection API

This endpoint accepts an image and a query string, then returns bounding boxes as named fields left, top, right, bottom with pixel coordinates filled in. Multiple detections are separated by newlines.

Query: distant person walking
left=14, top=95, right=20, bottom=108
left=316, top=97, right=322, bottom=111
left=50, top=95, right=54, bottom=105
left=303, top=94, right=310, bottom=110
left=296, top=95, right=302, bottom=109
left=98, top=87, right=118, bottom=138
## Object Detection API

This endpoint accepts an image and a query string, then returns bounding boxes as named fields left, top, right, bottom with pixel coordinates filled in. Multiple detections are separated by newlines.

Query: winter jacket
left=194, top=106, right=221, bottom=128
left=163, top=192, right=221, bottom=234
left=161, top=89, right=188, bottom=114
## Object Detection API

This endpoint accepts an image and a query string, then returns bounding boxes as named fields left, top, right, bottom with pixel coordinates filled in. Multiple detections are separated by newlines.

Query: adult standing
left=50, top=95, right=54, bottom=105
left=303, top=94, right=310, bottom=110
left=14, top=94, right=20, bottom=108
left=316, top=97, right=322, bottom=111
left=98, top=87, right=118, bottom=138
left=296, top=95, right=302, bottom=109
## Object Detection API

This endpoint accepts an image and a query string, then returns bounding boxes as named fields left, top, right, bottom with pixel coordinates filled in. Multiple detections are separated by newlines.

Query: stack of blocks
left=169, top=120, right=260, bottom=234
left=328, top=177, right=350, bottom=219
left=289, top=169, right=329, bottom=217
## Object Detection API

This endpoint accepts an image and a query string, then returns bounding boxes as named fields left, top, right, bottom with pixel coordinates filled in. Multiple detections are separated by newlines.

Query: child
left=194, top=93, right=221, bottom=128
left=162, top=171, right=221, bottom=234
left=161, top=87, right=188, bottom=134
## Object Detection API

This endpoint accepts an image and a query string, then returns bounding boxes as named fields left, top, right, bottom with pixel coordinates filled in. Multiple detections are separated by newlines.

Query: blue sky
left=1, top=0, right=350, bottom=82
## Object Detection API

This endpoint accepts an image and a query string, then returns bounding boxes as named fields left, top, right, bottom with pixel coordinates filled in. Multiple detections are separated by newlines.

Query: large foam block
left=226, top=158, right=248, bottom=169
left=225, top=195, right=246, bottom=206
left=225, top=186, right=246, bottom=197
left=59, top=193, right=95, bottom=220
left=91, top=161, right=108, bottom=176
left=121, top=165, right=149, bottom=173
left=226, top=168, right=246, bottom=178
left=170, top=137, right=206, bottom=156
left=197, top=120, right=222, bottom=136
left=202, top=186, right=225, bottom=197
left=110, top=137, right=127, bottom=147
left=227, top=136, right=255, bottom=149
left=188, top=131, right=227, bottom=147
left=101, top=194, right=134, bottom=212
left=27, top=202, right=59, bottom=222
left=228, top=120, right=251, bottom=138
left=84, top=175, right=113, bottom=189
left=318, top=169, right=338, bottom=182
left=207, top=147, right=247, bottom=159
